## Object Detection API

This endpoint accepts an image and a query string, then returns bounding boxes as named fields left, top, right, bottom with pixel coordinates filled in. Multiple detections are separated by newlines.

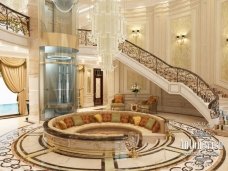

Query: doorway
left=93, top=68, right=103, bottom=106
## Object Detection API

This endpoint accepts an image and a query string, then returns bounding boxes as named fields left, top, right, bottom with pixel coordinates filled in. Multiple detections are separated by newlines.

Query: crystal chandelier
left=52, top=0, right=78, bottom=13
left=90, top=0, right=126, bottom=71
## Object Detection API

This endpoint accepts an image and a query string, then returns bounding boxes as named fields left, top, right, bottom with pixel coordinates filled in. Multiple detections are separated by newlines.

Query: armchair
left=138, top=96, right=158, bottom=114
left=111, top=94, right=125, bottom=111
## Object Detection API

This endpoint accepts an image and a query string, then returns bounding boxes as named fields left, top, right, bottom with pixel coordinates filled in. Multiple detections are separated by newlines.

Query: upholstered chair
left=138, top=96, right=158, bottom=114
left=111, top=94, right=125, bottom=111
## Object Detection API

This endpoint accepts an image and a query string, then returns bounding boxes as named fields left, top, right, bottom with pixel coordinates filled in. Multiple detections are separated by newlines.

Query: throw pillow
left=94, top=114, right=102, bottom=122
left=139, top=116, right=149, bottom=127
left=112, top=112, right=121, bottom=122
left=53, top=122, right=61, bottom=129
left=133, top=116, right=141, bottom=126
left=63, top=117, right=74, bottom=128
left=146, top=97, right=157, bottom=105
left=102, top=113, right=112, bottom=122
left=145, top=118, right=156, bottom=130
left=81, top=115, right=91, bottom=124
left=120, top=114, right=130, bottom=123
left=152, top=121, right=160, bottom=133
left=72, top=115, right=84, bottom=126
left=56, top=120, right=67, bottom=130
left=114, top=95, right=123, bottom=103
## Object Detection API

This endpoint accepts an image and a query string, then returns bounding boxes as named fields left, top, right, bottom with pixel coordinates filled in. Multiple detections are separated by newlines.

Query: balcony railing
left=78, top=29, right=96, bottom=46
left=78, top=29, right=220, bottom=119
left=0, top=3, right=30, bottom=36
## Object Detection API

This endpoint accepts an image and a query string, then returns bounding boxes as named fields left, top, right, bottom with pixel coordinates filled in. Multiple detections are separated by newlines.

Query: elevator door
left=93, top=68, right=103, bottom=106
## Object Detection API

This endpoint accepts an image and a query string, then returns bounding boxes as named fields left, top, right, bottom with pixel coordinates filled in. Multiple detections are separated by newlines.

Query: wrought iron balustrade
left=78, top=29, right=96, bottom=46
left=78, top=29, right=220, bottom=119
left=0, top=3, right=30, bottom=36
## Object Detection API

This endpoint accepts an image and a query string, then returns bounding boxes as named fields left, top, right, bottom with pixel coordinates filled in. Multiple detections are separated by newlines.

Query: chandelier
left=52, top=0, right=78, bottom=13
left=90, top=0, right=126, bottom=71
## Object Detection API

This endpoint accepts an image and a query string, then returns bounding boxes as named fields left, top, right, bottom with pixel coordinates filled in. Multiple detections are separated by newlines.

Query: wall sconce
left=132, top=29, right=140, bottom=37
left=176, top=35, right=186, bottom=45
left=226, top=38, right=228, bottom=42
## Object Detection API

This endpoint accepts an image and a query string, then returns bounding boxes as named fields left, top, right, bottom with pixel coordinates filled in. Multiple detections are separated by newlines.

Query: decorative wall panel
left=124, top=66, right=150, bottom=94
left=221, top=0, right=228, bottom=82
left=170, top=15, right=192, bottom=70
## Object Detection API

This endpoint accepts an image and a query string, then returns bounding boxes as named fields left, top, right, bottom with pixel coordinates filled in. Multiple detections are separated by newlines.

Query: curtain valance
left=0, top=57, right=26, bottom=67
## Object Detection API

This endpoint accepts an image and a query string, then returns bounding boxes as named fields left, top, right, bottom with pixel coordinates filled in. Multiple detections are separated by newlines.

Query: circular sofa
left=43, top=110, right=167, bottom=153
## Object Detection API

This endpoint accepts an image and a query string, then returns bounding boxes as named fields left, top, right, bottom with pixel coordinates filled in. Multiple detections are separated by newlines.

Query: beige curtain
left=0, top=57, right=27, bottom=115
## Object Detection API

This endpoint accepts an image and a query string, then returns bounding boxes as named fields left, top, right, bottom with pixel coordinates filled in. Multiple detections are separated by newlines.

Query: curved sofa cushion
left=94, top=114, right=102, bottom=122
left=145, top=118, right=156, bottom=130
left=152, top=121, right=160, bottom=133
left=133, top=116, right=141, bottom=126
left=120, top=114, right=130, bottom=123
left=55, top=120, right=67, bottom=130
left=72, top=115, right=84, bottom=126
left=64, top=117, right=74, bottom=128
left=112, top=112, right=121, bottom=122
left=139, top=116, right=149, bottom=127
left=102, top=113, right=112, bottom=122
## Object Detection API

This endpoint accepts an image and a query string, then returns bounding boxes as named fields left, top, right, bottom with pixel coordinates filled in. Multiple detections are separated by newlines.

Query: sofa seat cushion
left=140, top=105, right=150, bottom=109
left=62, top=122, right=155, bottom=137
left=111, top=103, right=125, bottom=107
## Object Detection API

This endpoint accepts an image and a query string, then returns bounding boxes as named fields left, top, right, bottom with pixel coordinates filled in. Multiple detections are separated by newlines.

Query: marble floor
left=0, top=112, right=227, bottom=171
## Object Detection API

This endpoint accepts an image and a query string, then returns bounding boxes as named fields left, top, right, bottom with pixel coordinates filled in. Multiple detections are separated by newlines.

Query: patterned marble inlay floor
left=0, top=121, right=225, bottom=171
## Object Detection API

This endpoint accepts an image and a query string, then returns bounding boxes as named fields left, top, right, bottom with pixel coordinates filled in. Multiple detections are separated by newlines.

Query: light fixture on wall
left=176, top=35, right=186, bottom=45
left=132, top=29, right=140, bottom=35
left=226, top=38, right=228, bottom=42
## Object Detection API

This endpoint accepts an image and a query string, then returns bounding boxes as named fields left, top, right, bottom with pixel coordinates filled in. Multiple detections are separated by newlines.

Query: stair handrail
left=78, top=29, right=220, bottom=119
left=0, top=2, right=30, bottom=36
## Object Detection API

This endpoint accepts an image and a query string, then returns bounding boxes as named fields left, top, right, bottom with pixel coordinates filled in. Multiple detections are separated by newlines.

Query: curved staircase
left=78, top=29, right=221, bottom=127
left=117, top=40, right=220, bottom=126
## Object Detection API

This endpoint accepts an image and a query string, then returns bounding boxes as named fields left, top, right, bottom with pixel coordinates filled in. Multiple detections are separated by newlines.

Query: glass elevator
left=40, top=46, right=77, bottom=120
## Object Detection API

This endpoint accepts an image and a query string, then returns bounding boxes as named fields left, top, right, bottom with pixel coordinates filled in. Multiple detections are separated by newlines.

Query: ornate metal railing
left=78, top=29, right=220, bottom=119
left=78, top=29, right=96, bottom=46
left=0, top=3, right=30, bottom=36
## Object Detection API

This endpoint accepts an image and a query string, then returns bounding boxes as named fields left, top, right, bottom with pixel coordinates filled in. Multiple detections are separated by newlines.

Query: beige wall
left=111, top=0, right=228, bottom=116
left=220, top=1, right=228, bottom=83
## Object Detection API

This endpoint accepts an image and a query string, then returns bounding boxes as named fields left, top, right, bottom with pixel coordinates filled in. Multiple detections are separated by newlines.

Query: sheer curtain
left=0, top=57, right=27, bottom=115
